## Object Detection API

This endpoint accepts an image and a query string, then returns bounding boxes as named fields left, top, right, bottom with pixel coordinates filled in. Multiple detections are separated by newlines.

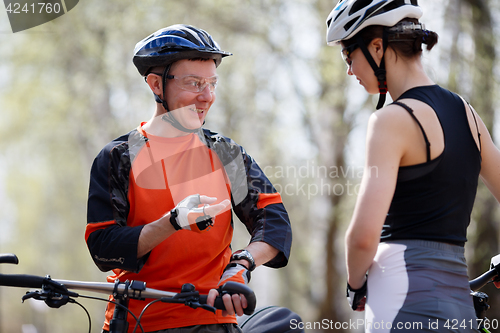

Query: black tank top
left=381, top=85, right=481, bottom=246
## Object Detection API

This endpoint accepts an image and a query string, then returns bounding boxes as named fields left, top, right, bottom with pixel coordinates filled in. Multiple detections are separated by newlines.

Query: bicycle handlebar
left=0, top=253, right=19, bottom=265
left=0, top=254, right=256, bottom=315
left=0, top=273, right=48, bottom=289
left=56, top=278, right=256, bottom=314
left=470, top=268, right=499, bottom=292
left=469, top=253, right=500, bottom=292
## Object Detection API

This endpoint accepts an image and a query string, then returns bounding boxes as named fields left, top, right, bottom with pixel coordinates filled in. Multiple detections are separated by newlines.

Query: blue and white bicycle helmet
left=133, top=24, right=232, bottom=76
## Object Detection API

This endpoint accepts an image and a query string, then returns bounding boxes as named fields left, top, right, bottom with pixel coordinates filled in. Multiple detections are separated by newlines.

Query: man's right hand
left=170, top=194, right=230, bottom=232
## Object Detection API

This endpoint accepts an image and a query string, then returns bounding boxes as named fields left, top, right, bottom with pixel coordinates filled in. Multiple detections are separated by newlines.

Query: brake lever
left=194, top=303, right=216, bottom=313
left=22, top=290, right=43, bottom=302
left=21, top=276, right=76, bottom=309
left=185, top=300, right=216, bottom=313
left=162, top=283, right=217, bottom=313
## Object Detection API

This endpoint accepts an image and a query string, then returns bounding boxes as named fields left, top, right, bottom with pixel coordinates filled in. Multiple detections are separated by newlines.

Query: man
left=85, top=24, right=292, bottom=333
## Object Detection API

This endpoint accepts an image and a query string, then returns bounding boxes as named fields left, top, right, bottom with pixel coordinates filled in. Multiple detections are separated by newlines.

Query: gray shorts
left=366, top=240, right=479, bottom=332
left=103, top=323, right=242, bottom=333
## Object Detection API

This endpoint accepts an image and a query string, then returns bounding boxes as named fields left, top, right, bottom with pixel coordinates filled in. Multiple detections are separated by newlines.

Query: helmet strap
left=153, top=63, right=202, bottom=133
left=356, top=32, right=389, bottom=110
left=159, top=64, right=172, bottom=112
left=161, top=112, right=203, bottom=134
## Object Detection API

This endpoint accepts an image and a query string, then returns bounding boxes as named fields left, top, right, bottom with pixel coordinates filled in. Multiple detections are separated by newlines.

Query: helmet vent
left=334, top=7, right=347, bottom=22
left=365, top=1, right=389, bottom=18
left=344, top=16, right=361, bottom=32
left=349, top=0, right=374, bottom=16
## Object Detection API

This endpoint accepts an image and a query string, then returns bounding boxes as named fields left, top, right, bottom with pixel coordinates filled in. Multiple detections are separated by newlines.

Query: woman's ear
left=369, top=38, right=385, bottom=65
left=146, top=74, right=163, bottom=97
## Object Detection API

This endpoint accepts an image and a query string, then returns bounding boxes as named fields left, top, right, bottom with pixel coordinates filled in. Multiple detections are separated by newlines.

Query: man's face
left=164, top=59, right=217, bottom=130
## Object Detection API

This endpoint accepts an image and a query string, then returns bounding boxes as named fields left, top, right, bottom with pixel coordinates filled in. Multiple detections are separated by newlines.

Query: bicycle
left=0, top=253, right=256, bottom=333
left=469, top=253, right=500, bottom=333
left=0, top=253, right=305, bottom=333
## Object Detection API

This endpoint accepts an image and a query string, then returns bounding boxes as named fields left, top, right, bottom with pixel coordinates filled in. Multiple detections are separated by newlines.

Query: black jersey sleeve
left=86, top=133, right=148, bottom=273
left=233, top=146, right=292, bottom=268
left=204, top=130, right=292, bottom=268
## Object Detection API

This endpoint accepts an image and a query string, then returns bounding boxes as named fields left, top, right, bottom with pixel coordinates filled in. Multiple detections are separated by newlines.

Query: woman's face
left=341, top=41, right=380, bottom=95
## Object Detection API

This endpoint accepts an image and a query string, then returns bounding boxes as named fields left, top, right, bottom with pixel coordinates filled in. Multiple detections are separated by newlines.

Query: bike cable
left=78, top=294, right=146, bottom=333
left=131, top=299, right=163, bottom=333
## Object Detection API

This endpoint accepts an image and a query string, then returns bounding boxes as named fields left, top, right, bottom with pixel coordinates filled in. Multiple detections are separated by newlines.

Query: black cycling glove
left=346, top=279, right=367, bottom=311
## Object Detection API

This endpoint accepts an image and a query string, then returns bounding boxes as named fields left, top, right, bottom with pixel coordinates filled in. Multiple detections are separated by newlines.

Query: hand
left=207, top=286, right=248, bottom=317
left=170, top=194, right=230, bottom=232
left=352, top=296, right=366, bottom=312
left=347, top=279, right=367, bottom=311
left=206, top=263, right=251, bottom=316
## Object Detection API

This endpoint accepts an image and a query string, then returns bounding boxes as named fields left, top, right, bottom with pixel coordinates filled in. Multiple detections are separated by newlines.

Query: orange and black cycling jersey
left=85, top=126, right=291, bottom=332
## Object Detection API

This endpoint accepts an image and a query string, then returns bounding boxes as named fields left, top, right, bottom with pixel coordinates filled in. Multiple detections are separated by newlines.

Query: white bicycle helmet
left=326, top=0, right=423, bottom=45
left=326, top=0, right=423, bottom=109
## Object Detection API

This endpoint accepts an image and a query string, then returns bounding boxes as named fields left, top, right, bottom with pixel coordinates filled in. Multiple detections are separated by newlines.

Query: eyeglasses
left=151, top=73, right=218, bottom=93
left=341, top=43, right=359, bottom=67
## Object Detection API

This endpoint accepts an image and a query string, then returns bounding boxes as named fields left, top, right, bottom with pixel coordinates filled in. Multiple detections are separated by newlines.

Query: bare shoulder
left=367, top=103, right=419, bottom=135
left=365, top=104, right=411, bottom=160
left=368, top=100, right=444, bottom=164
left=458, top=97, right=484, bottom=151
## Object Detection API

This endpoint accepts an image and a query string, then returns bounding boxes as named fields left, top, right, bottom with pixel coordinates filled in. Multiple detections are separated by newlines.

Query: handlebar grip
left=0, top=254, right=19, bottom=265
left=199, top=281, right=256, bottom=315
left=198, top=294, right=227, bottom=311
left=0, top=274, right=46, bottom=288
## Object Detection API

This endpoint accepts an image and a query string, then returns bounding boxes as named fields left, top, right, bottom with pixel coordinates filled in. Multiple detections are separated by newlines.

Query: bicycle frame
left=0, top=253, right=256, bottom=333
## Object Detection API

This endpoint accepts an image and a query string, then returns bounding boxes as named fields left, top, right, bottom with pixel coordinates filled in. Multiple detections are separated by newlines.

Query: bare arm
left=232, top=241, right=279, bottom=268
left=137, top=196, right=230, bottom=258
left=137, top=212, right=177, bottom=258
left=476, top=113, right=500, bottom=202
left=247, top=241, right=279, bottom=266
left=459, top=100, right=500, bottom=201
left=346, top=107, right=405, bottom=289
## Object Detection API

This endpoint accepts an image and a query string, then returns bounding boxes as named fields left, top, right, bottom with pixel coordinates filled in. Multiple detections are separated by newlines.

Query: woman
left=326, top=1, right=500, bottom=332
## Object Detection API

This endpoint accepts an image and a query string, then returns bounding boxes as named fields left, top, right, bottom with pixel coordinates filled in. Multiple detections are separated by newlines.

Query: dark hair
left=343, top=18, right=438, bottom=59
